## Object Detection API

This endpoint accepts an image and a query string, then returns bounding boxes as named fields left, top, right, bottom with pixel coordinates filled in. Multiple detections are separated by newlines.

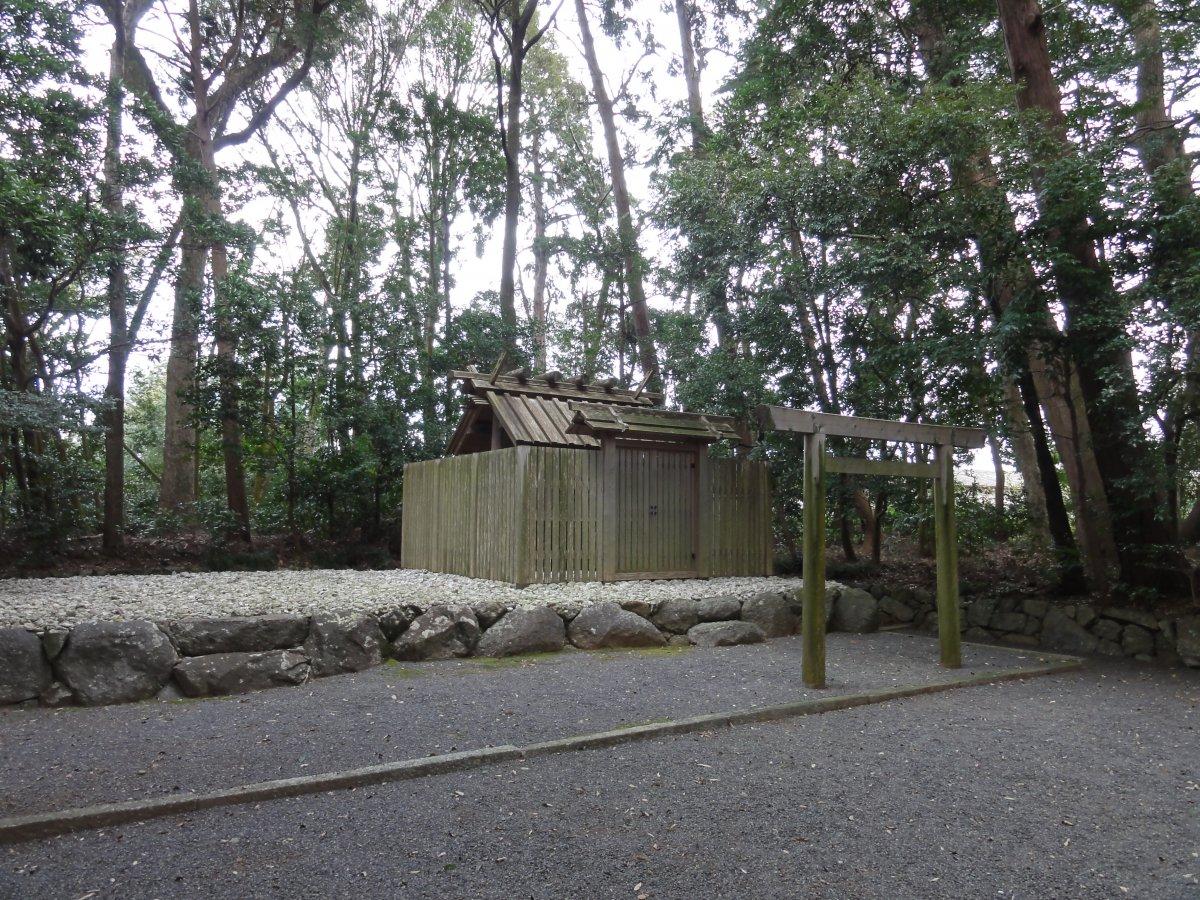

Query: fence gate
left=614, top=446, right=698, bottom=579
left=757, top=406, right=987, bottom=688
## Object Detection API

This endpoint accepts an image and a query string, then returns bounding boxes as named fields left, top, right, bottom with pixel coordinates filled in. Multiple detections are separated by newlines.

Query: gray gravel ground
left=1, top=633, right=1035, bottom=816
left=0, top=649, right=1195, bottom=899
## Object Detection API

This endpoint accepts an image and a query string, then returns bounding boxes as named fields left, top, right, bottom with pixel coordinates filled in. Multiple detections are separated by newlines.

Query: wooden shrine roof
left=446, top=369, right=751, bottom=453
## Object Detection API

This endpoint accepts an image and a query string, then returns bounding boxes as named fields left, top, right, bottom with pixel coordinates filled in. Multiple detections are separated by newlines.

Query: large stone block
left=686, top=621, right=765, bottom=647
left=476, top=607, right=566, bottom=657
left=173, top=650, right=311, bottom=697
left=304, top=611, right=385, bottom=676
left=1121, top=625, right=1154, bottom=657
left=830, top=588, right=880, bottom=633
left=164, top=615, right=309, bottom=656
left=619, top=598, right=658, bottom=619
left=652, top=597, right=700, bottom=634
left=568, top=602, right=666, bottom=650
left=696, top=595, right=742, bottom=622
left=878, top=595, right=915, bottom=623
left=1040, top=609, right=1098, bottom=656
left=55, top=621, right=177, bottom=706
left=391, top=604, right=481, bottom=661
left=0, top=628, right=51, bottom=705
left=966, top=596, right=996, bottom=628
left=741, top=592, right=798, bottom=638
left=470, top=599, right=510, bottom=629
left=989, top=611, right=1028, bottom=635
left=1021, top=598, right=1049, bottom=619
left=1176, top=615, right=1200, bottom=667
left=379, top=604, right=423, bottom=642
left=1099, top=607, right=1159, bottom=631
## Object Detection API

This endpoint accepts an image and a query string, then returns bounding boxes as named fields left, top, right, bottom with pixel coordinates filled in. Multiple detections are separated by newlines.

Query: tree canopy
left=2, top=0, right=1197, bottom=599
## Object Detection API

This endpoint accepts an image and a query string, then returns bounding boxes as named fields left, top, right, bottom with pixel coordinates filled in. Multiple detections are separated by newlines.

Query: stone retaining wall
left=0, top=585, right=863, bottom=709
left=868, top=583, right=1199, bottom=668
left=2, top=583, right=1195, bottom=710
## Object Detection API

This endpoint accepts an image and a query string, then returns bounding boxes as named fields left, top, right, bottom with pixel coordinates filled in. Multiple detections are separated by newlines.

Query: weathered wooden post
left=932, top=443, right=962, bottom=668
left=801, top=431, right=827, bottom=688
left=599, top=436, right=618, bottom=582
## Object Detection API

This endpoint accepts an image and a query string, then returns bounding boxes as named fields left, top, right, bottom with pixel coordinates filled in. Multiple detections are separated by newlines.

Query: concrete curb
left=0, top=651, right=1081, bottom=845
left=522, top=655, right=1082, bottom=757
left=0, top=745, right=523, bottom=845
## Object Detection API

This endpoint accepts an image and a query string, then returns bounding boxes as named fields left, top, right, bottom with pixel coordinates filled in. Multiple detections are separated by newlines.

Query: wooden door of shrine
left=614, top=446, right=698, bottom=578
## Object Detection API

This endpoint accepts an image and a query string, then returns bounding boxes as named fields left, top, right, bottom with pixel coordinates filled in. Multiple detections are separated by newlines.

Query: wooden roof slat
left=502, top=394, right=552, bottom=445
left=486, top=393, right=602, bottom=449
left=545, top=398, right=587, bottom=446
left=566, top=402, right=752, bottom=445
left=448, top=369, right=752, bottom=453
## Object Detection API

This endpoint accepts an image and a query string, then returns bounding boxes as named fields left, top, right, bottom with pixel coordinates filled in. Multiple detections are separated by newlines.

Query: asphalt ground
left=1, top=633, right=1037, bottom=817
left=0, top=637, right=1196, bottom=898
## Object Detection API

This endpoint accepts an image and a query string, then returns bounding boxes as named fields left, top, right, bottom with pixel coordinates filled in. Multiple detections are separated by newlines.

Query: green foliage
left=3, top=0, right=1199, bottom=596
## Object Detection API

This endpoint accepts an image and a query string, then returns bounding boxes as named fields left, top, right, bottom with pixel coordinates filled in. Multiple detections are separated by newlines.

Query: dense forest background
left=2, top=0, right=1198, bottom=603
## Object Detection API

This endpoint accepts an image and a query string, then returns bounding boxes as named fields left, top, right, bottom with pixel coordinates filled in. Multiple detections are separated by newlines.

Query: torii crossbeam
left=757, top=406, right=987, bottom=688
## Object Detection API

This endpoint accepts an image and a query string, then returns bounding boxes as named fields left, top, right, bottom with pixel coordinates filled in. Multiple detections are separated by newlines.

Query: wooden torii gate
left=757, top=407, right=987, bottom=688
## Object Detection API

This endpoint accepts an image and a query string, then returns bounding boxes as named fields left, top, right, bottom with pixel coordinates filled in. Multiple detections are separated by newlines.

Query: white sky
left=78, top=1, right=722, bottom=368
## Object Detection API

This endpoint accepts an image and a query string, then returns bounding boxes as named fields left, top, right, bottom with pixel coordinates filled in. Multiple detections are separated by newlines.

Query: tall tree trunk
left=101, top=22, right=128, bottom=551
left=996, top=0, right=1182, bottom=591
left=530, top=128, right=549, bottom=371
left=673, top=0, right=708, bottom=150
left=113, top=0, right=328, bottom=520
left=989, top=432, right=1006, bottom=521
left=159, top=1, right=216, bottom=516
left=160, top=192, right=204, bottom=514
left=851, top=486, right=884, bottom=563
left=575, top=0, right=659, bottom=389
left=493, top=0, right=542, bottom=352
left=208, top=216, right=251, bottom=539
left=1000, top=380, right=1051, bottom=548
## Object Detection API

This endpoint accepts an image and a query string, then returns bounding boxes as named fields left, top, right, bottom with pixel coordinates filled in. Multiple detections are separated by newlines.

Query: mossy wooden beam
left=825, top=457, right=938, bottom=479
left=933, top=444, right=963, bottom=668
left=756, top=406, right=986, bottom=449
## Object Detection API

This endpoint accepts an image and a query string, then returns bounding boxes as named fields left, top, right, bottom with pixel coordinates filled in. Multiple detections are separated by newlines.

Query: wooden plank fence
left=401, top=447, right=771, bottom=583
left=400, top=448, right=524, bottom=582
left=706, top=456, right=774, bottom=577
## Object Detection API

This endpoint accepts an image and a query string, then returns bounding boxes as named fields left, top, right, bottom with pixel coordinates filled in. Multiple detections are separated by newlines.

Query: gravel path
left=1, top=655, right=1195, bottom=898
left=0, top=569, right=807, bottom=630
left=0, top=632, right=1030, bottom=816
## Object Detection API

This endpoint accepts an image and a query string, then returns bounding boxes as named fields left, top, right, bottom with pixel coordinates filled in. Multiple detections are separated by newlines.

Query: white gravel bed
left=0, top=569, right=808, bottom=631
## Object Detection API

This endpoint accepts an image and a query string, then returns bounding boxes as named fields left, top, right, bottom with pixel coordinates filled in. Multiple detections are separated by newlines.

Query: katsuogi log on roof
left=452, top=369, right=662, bottom=407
